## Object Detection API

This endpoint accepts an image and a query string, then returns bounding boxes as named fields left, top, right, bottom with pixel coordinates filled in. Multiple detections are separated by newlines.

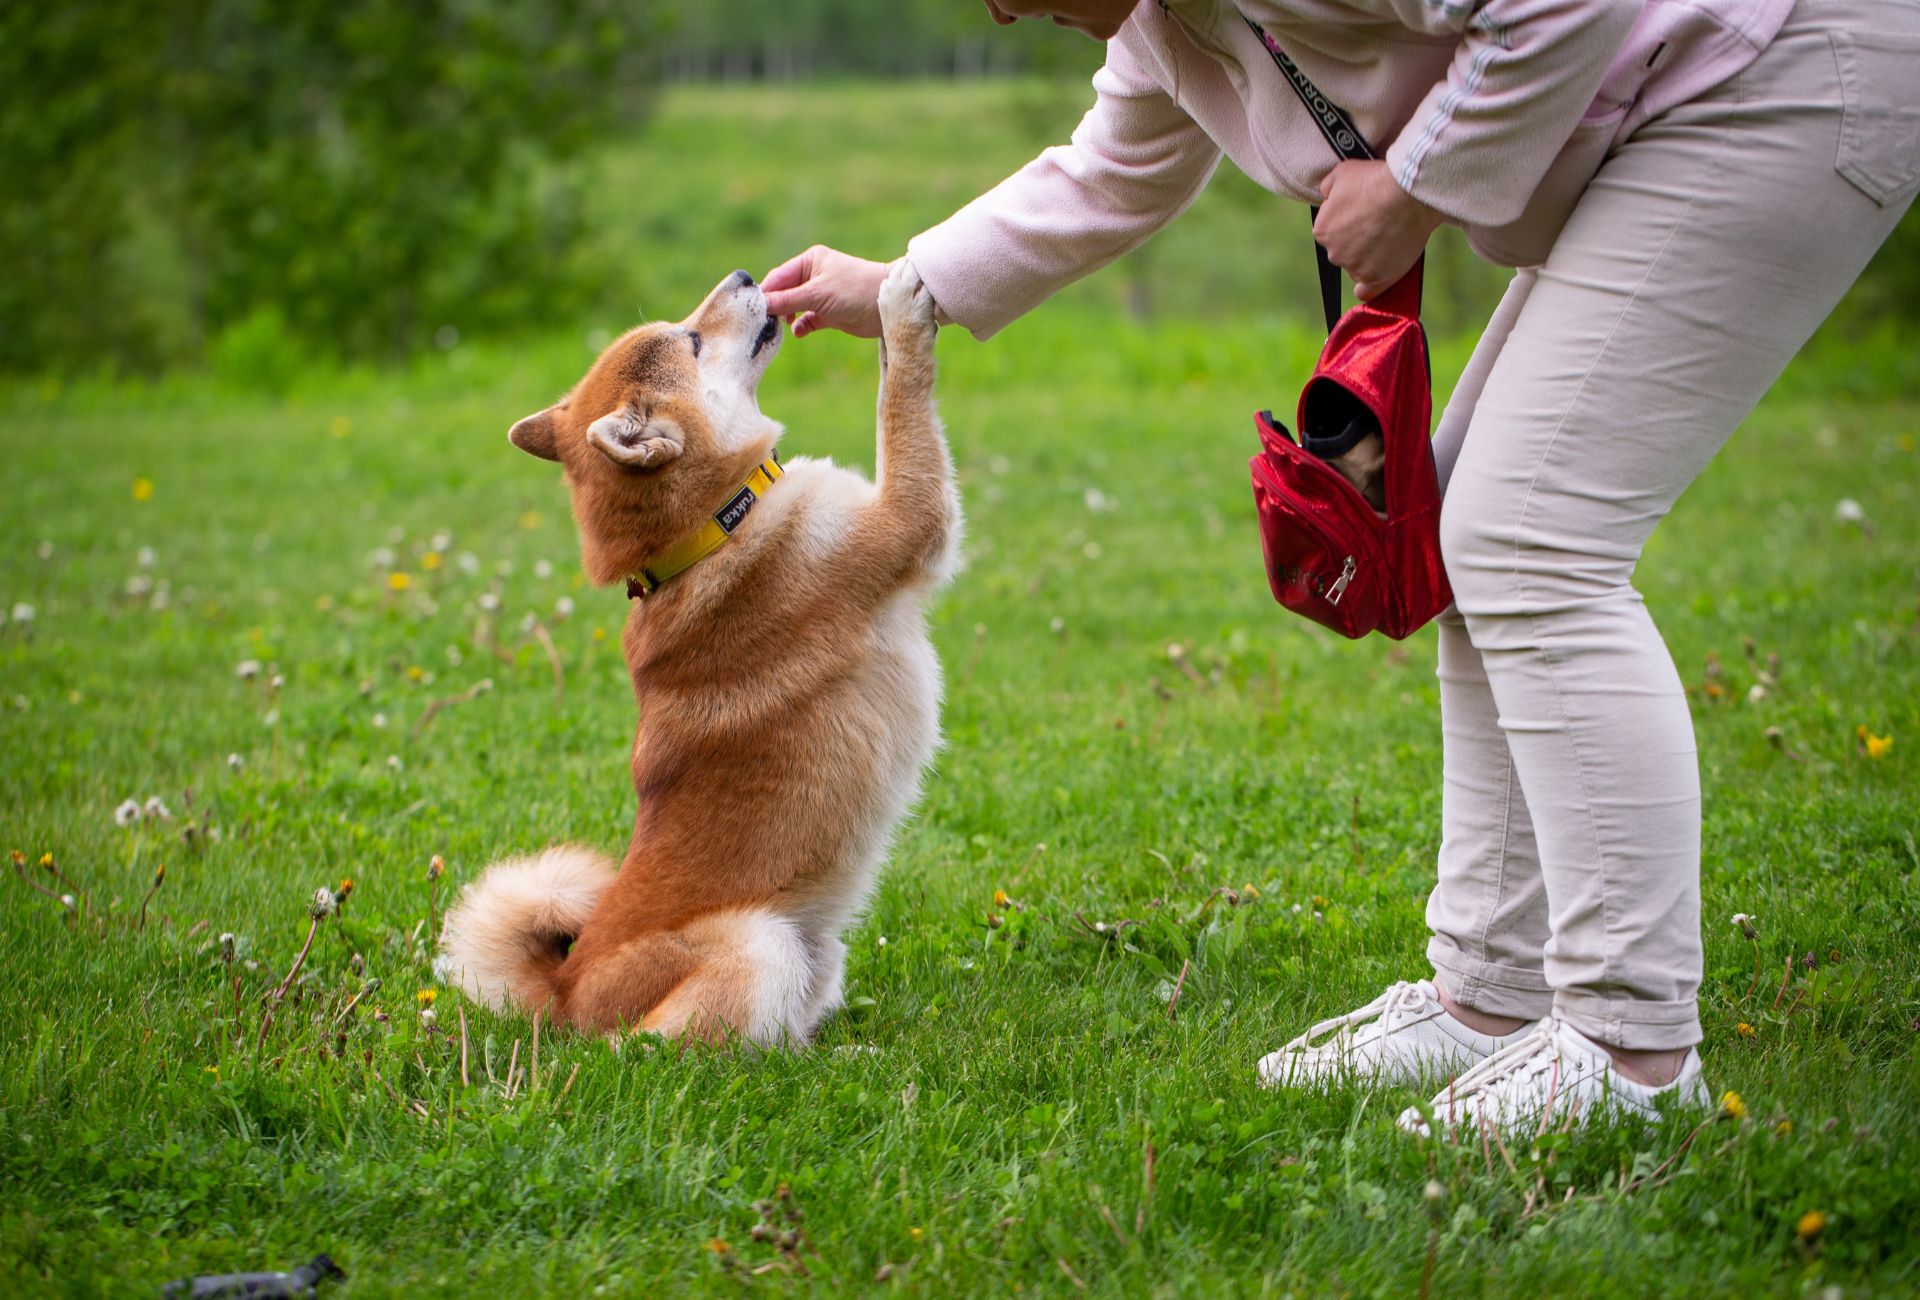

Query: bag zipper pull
left=1327, top=556, right=1356, bottom=605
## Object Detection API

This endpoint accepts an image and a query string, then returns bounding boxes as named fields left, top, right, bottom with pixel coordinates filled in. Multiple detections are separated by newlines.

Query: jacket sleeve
left=906, top=32, right=1222, bottom=340
left=1375, top=0, right=1640, bottom=227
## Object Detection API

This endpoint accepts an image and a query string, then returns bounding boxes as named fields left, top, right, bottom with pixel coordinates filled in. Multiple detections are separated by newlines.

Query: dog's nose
left=731, top=269, right=755, bottom=289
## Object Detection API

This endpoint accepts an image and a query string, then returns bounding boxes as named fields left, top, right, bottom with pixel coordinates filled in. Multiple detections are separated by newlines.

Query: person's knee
left=1437, top=491, right=1519, bottom=619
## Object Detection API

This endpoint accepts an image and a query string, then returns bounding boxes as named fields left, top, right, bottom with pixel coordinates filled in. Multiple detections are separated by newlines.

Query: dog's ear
left=508, top=407, right=562, bottom=462
left=586, top=406, right=683, bottom=469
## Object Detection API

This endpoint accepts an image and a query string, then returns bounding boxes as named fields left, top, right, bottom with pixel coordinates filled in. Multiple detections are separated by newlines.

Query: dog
left=437, top=261, right=960, bottom=1044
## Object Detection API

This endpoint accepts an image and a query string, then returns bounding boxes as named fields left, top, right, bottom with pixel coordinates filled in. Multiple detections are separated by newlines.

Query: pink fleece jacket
left=907, top=0, right=1793, bottom=338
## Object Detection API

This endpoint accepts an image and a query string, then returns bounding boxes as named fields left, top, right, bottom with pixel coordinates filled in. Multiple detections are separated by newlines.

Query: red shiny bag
left=1248, top=264, right=1451, bottom=639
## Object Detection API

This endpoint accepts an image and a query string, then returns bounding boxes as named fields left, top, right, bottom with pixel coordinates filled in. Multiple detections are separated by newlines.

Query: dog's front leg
left=852, top=259, right=959, bottom=586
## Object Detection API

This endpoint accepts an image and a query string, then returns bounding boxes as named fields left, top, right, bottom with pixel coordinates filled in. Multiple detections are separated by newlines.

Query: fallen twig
left=412, top=678, right=494, bottom=739
left=1165, top=958, right=1190, bottom=1021
left=531, top=621, right=565, bottom=710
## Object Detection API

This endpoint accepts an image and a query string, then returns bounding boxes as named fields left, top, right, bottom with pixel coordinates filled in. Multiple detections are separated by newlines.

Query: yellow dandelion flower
left=131, top=477, right=154, bottom=502
left=406, top=664, right=425, bottom=682
left=993, top=889, right=1011, bottom=908
left=1863, top=731, right=1892, bottom=760
left=39, top=852, right=54, bottom=870
left=591, top=626, right=607, bottom=643
left=1775, top=1119, right=1793, bottom=1136
left=153, top=863, right=166, bottom=884
left=1736, top=1022, right=1756, bottom=1038
left=519, top=510, right=543, bottom=531
left=328, top=415, right=352, bottom=439
left=205, top=1065, right=219, bottom=1076
left=416, top=988, right=437, bottom=1006
left=1312, top=894, right=1330, bottom=909
left=315, top=594, right=335, bottom=612
left=337, top=877, right=355, bottom=900
left=1721, top=1090, right=1747, bottom=1119
left=1796, top=1210, right=1826, bottom=1240
left=8, top=850, right=22, bottom=867
left=1241, top=883, right=1261, bottom=898
left=422, top=551, right=443, bottom=571
left=908, top=1227, right=924, bottom=1241
left=388, top=572, right=412, bottom=591
left=705, top=1238, right=730, bottom=1255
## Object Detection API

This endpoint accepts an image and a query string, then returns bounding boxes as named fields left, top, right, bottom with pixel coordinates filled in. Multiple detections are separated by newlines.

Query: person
left=762, top=0, right=1919, bottom=1133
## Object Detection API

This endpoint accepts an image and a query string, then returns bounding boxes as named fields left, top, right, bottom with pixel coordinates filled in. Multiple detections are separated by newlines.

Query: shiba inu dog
left=438, top=261, right=959, bottom=1044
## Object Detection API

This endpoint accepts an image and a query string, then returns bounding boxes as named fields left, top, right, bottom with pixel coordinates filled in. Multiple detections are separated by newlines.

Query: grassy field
left=4, top=82, right=1919, bottom=1297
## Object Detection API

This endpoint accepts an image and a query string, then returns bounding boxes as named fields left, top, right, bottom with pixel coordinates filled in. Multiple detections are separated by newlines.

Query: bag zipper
left=1326, top=555, right=1357, bottom=605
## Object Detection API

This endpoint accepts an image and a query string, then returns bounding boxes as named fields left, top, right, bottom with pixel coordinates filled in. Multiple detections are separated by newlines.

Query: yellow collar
left=625, top=456, right=784, bottom=599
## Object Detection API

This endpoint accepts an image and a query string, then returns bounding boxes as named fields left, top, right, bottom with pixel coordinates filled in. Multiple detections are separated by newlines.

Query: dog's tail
left=435, top=846, right=615, bottom=1013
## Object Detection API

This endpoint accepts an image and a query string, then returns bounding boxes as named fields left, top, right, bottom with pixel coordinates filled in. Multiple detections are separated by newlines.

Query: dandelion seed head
left=310, top=887, right=337, bottom=919
left=9, top=603, right=33, bottom=623
left=227, top=753, right=243, bottom=771
left=114, top=798, right=142, bottom=827
left=235, top=659, right=261, bottom=680
left=60, top=893, right=75, bottom=910
left=144, top=796, right=171, bottom=820
left=1832, top=498, right=1865, bottom=524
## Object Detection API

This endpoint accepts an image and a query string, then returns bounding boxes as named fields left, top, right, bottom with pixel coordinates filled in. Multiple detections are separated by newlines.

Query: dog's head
left=506, top=269, right=784, bottom=584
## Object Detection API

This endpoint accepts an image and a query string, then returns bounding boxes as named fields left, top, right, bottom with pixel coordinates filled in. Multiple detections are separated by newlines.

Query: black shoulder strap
left=1242, top=15, right=1374, bottom=333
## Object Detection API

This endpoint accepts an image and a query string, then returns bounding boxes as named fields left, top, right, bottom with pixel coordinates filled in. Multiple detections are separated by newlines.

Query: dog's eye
left=687, top=331, right=702, bottom=357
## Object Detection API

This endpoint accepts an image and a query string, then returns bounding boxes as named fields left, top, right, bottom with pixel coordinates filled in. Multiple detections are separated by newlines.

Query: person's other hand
left=763, top=246, right=890, bottom=338
left=1312, top=161, right=1444, bottom=301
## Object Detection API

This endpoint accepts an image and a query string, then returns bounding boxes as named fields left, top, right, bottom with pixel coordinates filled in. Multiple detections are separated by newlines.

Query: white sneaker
left=1256, top=979, right=1538, bottom=1089
left=1397, top=1018, right=1711, bottom=1138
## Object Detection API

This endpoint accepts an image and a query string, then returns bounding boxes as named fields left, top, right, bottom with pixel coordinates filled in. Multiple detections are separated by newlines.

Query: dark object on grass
left=162, top=1254, right=344, bottom=1298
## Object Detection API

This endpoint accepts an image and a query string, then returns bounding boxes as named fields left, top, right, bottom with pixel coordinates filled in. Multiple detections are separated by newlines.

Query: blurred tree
left=0, top=0, right=660, bottom=374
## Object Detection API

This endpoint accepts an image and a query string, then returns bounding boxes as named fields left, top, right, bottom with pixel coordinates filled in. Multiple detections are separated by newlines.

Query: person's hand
left=1312, top=160, right=1444, bottom=301
left=763, top=246, right=890, bottom=338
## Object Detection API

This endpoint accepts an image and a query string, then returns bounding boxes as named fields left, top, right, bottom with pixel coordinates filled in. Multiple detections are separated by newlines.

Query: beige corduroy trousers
left=1423, top=0, right=1919, bottom=1049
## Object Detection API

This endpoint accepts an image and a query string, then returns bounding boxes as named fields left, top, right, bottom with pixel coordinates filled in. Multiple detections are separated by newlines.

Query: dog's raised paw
left=877, top=258, right=935, bottom=342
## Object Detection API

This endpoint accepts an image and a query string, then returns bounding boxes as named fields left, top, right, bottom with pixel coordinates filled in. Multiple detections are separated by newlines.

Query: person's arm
left=1371, top=0, right=1641, bottom=228
left=764, top=31, right=1223, bottom=341
left=906, top=32, right=1222, bottom=339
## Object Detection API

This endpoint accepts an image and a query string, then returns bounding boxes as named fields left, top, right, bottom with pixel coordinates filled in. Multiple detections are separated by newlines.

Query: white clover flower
left=114, top=798, right=142, bottom=827
left=11, top=603, right=34, bottom=624
left=554, top=596, right=575, bottom=618
left=1833, top=499, right=1866, bottom=525
left=235, top=659, right=262, bottom=680
left=144, top=796, right=172, bottom=820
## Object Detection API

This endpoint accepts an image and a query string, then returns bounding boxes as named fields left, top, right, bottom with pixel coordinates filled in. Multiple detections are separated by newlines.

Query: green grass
left=4, top=81, right=1919, bottom=1297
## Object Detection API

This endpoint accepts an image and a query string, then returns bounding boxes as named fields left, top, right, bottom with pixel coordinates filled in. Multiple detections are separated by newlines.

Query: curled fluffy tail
left=435, top=846, right=615, bottom=1013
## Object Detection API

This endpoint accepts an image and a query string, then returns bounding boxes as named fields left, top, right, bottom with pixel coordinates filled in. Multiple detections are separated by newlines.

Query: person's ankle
left=1434, top=979, right=1530, bottom=1037
left=1599, top=1043, right=1688, bottom=1088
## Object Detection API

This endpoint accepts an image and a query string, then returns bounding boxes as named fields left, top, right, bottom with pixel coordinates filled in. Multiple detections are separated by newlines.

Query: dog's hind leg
left=638, top=908, right=815, bottom=1047
left=798, top=935, right=847, bottom=1039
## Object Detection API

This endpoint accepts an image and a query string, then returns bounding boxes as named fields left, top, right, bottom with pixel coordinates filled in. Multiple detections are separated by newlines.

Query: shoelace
left=1424, top=1020, right=1591, bottom=1135
left=1287, top=979, right=1438, bottom=1053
